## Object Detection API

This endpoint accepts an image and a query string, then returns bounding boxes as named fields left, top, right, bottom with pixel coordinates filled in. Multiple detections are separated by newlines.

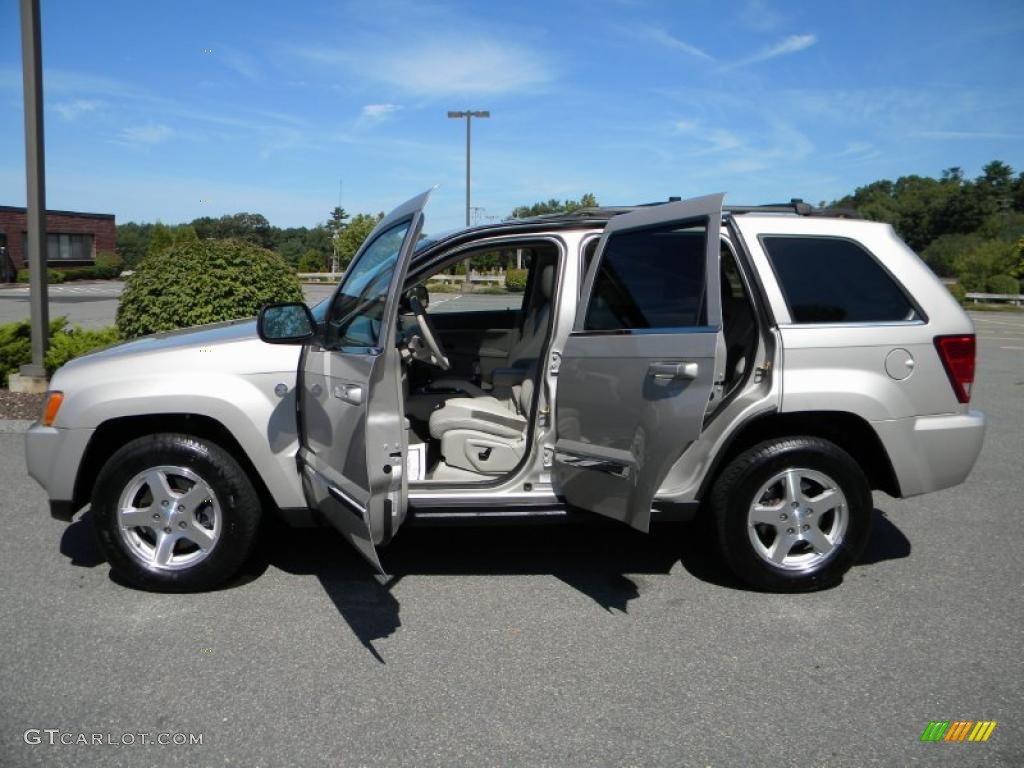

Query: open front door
left=297, top=190, right=431, bottom=572
left=553, top=193, right=725, bottom=532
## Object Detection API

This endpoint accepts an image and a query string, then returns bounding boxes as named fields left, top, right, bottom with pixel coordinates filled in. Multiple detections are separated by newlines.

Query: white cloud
left=295, top=38, right=552, bottom=95
left=119, top=124, right=173, bottom=144
left=53, top=99, right=102, bottom=121
left=360, top=103, right=401, bottom=122
left=222, top=50, right=259, bottom=81
left=672, top=119, right=743, bottom=153
left=740, top=0, right=783, bottom=31
left=631, top=24, right=713, bottom=61
left=913, top=130, right=1023, bottom=140
left=726, top=33, right=817, bottom=69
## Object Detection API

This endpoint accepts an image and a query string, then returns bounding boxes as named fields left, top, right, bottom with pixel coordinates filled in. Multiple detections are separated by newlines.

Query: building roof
left=0, top=205, right=115, bottom=221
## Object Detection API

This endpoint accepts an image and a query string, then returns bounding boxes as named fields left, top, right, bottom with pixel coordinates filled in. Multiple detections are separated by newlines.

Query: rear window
left=762, top=236, right=916, bottom=323
left=584, top=225, right=706, bottom=330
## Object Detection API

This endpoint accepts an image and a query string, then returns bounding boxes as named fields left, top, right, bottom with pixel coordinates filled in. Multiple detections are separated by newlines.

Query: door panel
left=554, top=194, right=725, bottom=532
left=298, top=189, right=431, bottom=571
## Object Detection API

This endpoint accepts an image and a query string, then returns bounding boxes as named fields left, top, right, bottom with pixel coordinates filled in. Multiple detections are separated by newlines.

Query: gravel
left=0, top=390, right=45, bottom=421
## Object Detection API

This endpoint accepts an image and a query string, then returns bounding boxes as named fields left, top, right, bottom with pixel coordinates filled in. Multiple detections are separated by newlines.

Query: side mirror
left=258, top=302, right=317, bottom=344
left=410, top=284, right=429, bottom=309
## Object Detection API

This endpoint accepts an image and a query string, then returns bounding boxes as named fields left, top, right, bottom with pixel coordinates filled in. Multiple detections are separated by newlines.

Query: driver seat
left=431, top=263, right=555, bottom=398
left=428, top=380, right=533, bottom=475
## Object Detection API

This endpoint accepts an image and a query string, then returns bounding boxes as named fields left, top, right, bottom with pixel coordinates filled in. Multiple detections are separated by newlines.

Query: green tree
left=336, top=212, right=384, bottom=268
left=510, top=193, right=599, bottom=219
left=297, top=249, right=325, bottom=272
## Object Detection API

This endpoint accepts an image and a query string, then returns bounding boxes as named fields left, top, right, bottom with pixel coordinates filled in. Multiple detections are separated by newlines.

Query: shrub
left=946, top=282, right=967, bottom=303
left=505, top=268, right=528, bottom=292
left=16, top=268, right=65, bottom=284
left=0, top=316, right=68, bottom=387
left=57, top=265, right=122, bottom=282
left=44, top=325, right=121, bottom=375
left=94, top=250, right=123, bottom=271
left=116, top=238, right=303, bottom=338
left=985, top=274, right=1020, bottom=296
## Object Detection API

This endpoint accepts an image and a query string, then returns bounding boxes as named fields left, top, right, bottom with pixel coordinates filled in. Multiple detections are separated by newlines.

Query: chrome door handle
left=333, top=383, right=363, bottom=405
left=648, top=362, right=698, bottom=381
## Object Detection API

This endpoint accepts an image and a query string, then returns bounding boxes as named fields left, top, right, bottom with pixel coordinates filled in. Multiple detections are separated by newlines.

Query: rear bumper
left=871, top=410, right=986, bottom=497
left=25, top=423, right=94, bottom=517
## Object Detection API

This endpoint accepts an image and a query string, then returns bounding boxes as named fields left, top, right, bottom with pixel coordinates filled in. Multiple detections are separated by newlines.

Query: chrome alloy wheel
left=115, top=465, right=221, bottom=571
left=747, top=467, right=848, bottom=571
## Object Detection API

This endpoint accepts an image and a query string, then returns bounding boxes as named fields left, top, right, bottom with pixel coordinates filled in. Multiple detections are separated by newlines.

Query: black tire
left=92, top=433, right=262, bottom=592
left=711, top=436, right=872, bottom=592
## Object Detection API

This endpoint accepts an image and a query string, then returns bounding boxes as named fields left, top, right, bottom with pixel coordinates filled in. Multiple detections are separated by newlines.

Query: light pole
left=18, top=0, right=49, bottom=389
left=447, top=110, right=489, bottom=227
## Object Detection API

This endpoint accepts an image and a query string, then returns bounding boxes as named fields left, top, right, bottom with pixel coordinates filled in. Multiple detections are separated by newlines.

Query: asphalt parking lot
left=0, top=281, right=520, bottom=329
left=0, top=314, right=1021, bottom=767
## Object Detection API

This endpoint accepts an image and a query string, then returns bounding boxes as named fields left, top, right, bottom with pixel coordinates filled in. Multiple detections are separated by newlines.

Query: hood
left=84, top=318, right=260, bottom=361
left=56, top=317, right=302, bottom=382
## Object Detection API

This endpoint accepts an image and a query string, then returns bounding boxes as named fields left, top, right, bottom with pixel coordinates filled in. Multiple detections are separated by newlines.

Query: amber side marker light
left=41, top=391, right=64, bottom=426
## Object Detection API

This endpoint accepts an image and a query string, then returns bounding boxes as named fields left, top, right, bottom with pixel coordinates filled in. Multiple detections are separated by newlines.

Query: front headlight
left=41, top=391, right=64, bottom=427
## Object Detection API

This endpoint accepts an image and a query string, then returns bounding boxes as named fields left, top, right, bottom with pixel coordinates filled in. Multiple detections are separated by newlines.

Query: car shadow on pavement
left=856, top=508, right=912, bottom=565
left=59, top=509, right=106, bottom=568
left=58, top=506, right=911, bottom=663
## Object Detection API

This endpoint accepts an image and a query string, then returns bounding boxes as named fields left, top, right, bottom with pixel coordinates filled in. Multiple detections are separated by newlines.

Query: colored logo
left=921, top=720, right=997, bottom=742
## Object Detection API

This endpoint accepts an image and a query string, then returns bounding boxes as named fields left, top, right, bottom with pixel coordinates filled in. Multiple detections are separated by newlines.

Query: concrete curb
left=0, top=420, right=33, bottom=433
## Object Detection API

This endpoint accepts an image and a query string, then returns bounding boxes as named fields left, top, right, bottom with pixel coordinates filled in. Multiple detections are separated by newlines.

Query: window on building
left=761, top=236, right=916, bottom=323
left=21, top=233, right=94, bottom=262
left=584, top=223, right=707, bottom=331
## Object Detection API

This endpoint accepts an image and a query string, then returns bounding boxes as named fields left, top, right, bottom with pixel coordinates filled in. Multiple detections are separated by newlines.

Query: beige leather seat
left=428, top=380, right=534, bottom=475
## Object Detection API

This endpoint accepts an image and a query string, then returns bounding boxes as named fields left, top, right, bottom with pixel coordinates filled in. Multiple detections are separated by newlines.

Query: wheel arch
left=699, top=410, right=902, bottom=501
left=73, top=413, right=278, bottom=518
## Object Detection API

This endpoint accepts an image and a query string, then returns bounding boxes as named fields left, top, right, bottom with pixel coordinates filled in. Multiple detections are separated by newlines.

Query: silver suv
left=25, top=191, right=985, bottom=592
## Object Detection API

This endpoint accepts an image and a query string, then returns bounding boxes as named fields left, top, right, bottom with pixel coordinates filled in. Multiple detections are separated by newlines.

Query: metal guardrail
left=965, top=292, right=1024, bottom=306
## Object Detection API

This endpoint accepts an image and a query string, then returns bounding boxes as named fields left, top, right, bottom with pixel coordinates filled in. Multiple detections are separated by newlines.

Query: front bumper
left=24, top=423, right=95, bottom=519
left=871, top=410, right=986, bottom=497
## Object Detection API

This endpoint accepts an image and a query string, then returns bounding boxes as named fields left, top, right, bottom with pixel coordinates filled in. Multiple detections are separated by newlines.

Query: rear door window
left=584, top=224, right=707, bottom=330
left=761, top=236, right=917, bottom=323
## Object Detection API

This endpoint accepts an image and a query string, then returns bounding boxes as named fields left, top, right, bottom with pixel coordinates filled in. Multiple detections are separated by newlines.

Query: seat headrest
left=539, top=264, right=555, bottom=300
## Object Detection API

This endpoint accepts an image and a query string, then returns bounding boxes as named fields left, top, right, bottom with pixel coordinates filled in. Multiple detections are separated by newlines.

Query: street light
left=447, top=110, right=489, bottom=227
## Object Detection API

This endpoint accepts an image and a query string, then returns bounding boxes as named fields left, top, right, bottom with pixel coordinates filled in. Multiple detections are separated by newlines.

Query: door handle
left=648, top=362, right=698, bottom=381
left=333, top=383, right=363, bottom=405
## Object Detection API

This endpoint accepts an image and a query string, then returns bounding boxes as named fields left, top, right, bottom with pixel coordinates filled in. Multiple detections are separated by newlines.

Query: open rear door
left=553, top=193, right=725, bottom=532
left=297, top=190, right=431, bottom=572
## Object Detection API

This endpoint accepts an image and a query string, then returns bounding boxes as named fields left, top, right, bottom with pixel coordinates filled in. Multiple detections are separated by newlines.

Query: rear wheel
left=711, top=437, right=872, bottom=592
left=92, top=433, right=262, bottom=592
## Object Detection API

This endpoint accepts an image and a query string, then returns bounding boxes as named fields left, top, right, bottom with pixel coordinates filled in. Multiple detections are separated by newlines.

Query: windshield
left=325, top=221, right=410, bottom=349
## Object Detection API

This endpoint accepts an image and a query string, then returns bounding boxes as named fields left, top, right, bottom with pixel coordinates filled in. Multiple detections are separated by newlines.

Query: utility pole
left=16, top=0, right=49, bottom=391
left=447, top=110, right=489, bottom=227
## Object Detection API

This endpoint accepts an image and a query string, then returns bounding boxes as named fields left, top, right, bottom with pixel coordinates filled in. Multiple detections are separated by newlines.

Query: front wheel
left=710, top=437, right=872, bottom=592
left=91, top=433, right=262, bottom=592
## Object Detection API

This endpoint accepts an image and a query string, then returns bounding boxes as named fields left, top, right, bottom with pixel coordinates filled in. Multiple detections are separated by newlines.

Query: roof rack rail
left=724, top=198, right=861, bottom=219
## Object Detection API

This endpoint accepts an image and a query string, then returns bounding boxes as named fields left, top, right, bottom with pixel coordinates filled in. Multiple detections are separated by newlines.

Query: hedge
left=116, top=238, right=303, bottom=338
left=0, top=317, right=122, bottom=385
left=505, top=269, right=528, bottom=292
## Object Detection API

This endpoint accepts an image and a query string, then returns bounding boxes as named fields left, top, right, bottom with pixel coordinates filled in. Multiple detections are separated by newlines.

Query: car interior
left=393, top=237, right=759, bottom=486
left=397, top=242, right=560, bottom=484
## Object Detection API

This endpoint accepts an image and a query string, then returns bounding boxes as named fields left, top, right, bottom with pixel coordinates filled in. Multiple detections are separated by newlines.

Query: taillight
left=934, top=335, right=975, bottom=404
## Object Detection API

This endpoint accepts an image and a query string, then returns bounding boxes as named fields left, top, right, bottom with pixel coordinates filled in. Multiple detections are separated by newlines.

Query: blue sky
left=1, top=0, right=1022, bottom=233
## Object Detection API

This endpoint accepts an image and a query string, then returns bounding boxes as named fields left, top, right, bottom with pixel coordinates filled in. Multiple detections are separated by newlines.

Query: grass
left=963, top=302, right=1024, bottom=313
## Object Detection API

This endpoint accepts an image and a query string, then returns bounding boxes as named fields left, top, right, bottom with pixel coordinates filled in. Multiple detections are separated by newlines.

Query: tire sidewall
left=92, top=434, right=260, bottom=592
left=715, top=438, right=872, bottom=592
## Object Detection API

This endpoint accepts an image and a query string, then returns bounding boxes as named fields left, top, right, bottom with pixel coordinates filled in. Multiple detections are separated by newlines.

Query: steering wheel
left=408, top=294, right=451, bottom=370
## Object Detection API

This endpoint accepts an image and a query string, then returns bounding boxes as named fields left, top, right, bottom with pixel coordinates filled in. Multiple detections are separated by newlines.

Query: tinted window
left=327, top=221, right=410, bottom=348
left=762, top=236, right=915, bottom=323
left=584, top=224, right=706, bottom=330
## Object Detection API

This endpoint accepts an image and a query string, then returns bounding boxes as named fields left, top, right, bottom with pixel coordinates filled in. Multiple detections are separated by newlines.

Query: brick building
left=0, top=205, right=116, bottom=274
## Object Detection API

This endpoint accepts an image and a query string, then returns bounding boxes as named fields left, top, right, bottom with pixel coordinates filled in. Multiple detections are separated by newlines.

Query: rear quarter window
left=761, top=236, right=917, bottom=323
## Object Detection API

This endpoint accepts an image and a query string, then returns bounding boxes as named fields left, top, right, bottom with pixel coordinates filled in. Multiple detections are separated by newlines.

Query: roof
left=0, top=205, right=116, bottom=221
